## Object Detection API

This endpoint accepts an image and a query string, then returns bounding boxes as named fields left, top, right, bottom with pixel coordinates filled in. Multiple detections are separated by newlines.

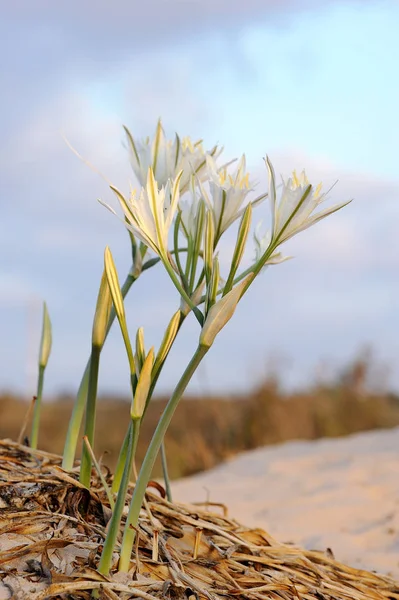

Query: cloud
left=2, top=119, right=398, bottom=394
left=1, top=0, right=398, bottom=395
left=4, top=1, right=367, bottom=37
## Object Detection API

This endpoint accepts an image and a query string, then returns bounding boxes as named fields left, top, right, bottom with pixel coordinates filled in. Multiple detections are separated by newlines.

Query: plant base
left=0, top=439, right=397, bottom=600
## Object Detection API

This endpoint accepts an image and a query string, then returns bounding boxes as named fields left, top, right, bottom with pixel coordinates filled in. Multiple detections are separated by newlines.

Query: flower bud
left=199, top=274, right=253, bottom=349
left=131, top=348, right=154, bottom=420
left=38, top=302, right=52, bottom=368
left=92, top=270, right=112, bottom=349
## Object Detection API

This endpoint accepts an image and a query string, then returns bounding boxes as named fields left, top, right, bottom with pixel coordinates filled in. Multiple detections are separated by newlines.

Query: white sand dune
left=173, top=427, right=399, bottom=579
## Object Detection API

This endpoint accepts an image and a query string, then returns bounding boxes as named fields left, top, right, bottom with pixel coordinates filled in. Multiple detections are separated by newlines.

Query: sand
left=173, top=426, right=399, bottom=579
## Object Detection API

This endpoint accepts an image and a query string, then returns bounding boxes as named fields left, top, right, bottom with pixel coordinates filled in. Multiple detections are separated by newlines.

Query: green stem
left=161, top=256, right=204, bottom=326
left=62, top=271, right=137, bottom=470
left=143, top=313, right=185, bottom=417
left=240, top=240, right=279, bottom=299
left=173, top=215, right=189, bottom=293
left=118, top=344, right=209, bottom=572
left=79, top=345, right=101, bottom=488
left=30, top=365, right=45, bottom=449
left=142, top=312, right=186, bottom=501
left=160, top=440, right=172, bottom=502
left=184, top=238, right=193, bottom=283
left=111, top=421, right=132, bottom=494
left=98, top=418, right=141, bottom=577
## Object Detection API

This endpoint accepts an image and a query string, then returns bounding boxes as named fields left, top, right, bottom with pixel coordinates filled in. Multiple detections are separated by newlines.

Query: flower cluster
left=50, top=117, right=351, bottom=577
left=103, top=120, right=349, bottom=291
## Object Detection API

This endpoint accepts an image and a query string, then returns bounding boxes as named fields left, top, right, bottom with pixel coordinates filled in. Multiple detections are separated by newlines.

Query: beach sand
left=173, top=427, right=399, bottom=579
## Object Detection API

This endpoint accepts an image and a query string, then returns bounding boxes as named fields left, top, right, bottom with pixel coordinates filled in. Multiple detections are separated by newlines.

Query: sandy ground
left=173, top=427, right=399, bottom=579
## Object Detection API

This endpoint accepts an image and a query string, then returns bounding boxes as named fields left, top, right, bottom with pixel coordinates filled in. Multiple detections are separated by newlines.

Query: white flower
left=124, top=119, right=222, bottom=193
left=253, top=223, right=290, bottom=266
left=110, top=168, right=182, bottom=258
left=178, top=137, right=223, bottom=194
left=202, top=154, right=266, bottom=239
left=179, top=176, right=203, bottom=240
left=266, top=156, right=351, bottom=244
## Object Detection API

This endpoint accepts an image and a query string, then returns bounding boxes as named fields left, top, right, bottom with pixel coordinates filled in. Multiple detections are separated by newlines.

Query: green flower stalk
left=79, top=270, right=113, bottom=488
left=203, top=209, right=215, bottom=288
left=111, top=310, right=183, bottom=496
left=103, top=247, right=138, bottom=496
left=98, top=420, right=138, bottom=577
left=223, top=203, right=252, bottom=296
left=30, top=302, right=52, bottom=449
left=62, top=268, right=136, bottom=471
left=118, top=276, right=252, bottom=572
left=118, top=343, right=209, bottom=572
left=205, top=257, right=220, bottom=315
left=99, top=344, right=154, bottom=577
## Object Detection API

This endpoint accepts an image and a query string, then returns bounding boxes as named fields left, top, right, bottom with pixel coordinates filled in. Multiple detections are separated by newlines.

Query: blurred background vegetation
left=1, top=349, right=398, bottom=480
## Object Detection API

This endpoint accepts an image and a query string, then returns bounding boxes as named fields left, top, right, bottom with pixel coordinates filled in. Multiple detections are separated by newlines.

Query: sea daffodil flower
left=124, top=119, right=222, bottom=194
left=253, top=224, right=290, bottom=266
left=179, top=176, right=204, bottom=241
left=110, top=168, right=182, bottom=258
left=266, top=156, right=351, bottom=245
left=202, top=154, right=267, bottom=240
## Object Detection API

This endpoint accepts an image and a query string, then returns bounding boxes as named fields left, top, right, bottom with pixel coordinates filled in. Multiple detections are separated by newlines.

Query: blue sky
left=1, top=0, right=398, bottom=398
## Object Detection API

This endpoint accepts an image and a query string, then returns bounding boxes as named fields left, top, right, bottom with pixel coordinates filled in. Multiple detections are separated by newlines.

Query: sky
left=1, top=0, right=398, bottom=399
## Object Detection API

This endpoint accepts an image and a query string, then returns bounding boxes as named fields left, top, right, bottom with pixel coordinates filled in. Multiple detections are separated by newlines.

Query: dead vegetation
left=1, top=439, right=398, bottom=600
left=1, top=354, right=398, bottom=479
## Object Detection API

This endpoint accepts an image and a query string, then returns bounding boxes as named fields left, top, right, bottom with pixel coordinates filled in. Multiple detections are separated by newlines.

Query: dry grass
left=1, top=439, right=399, bottom=600
left=1, top=354, right=399, bottom=479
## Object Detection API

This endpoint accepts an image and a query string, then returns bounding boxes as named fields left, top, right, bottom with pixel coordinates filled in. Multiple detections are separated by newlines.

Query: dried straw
left=0, top=439, right=398, bottom=600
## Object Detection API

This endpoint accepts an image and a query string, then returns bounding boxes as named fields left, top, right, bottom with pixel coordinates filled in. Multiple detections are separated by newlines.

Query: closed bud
left=135, top=327, right=146, bottom=374
left=104, top=246, right=126, bottom=322
left=200, top=274, right=253, bottom=349
left=39, top=302, right=52, bottom=368
left=92, top=270, right=113, bottom=348
left=153, top=311, right=181, bottom=378
left=104, top=246, right=135, bottom=375
left=131, top=348, right=154, bottom=420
